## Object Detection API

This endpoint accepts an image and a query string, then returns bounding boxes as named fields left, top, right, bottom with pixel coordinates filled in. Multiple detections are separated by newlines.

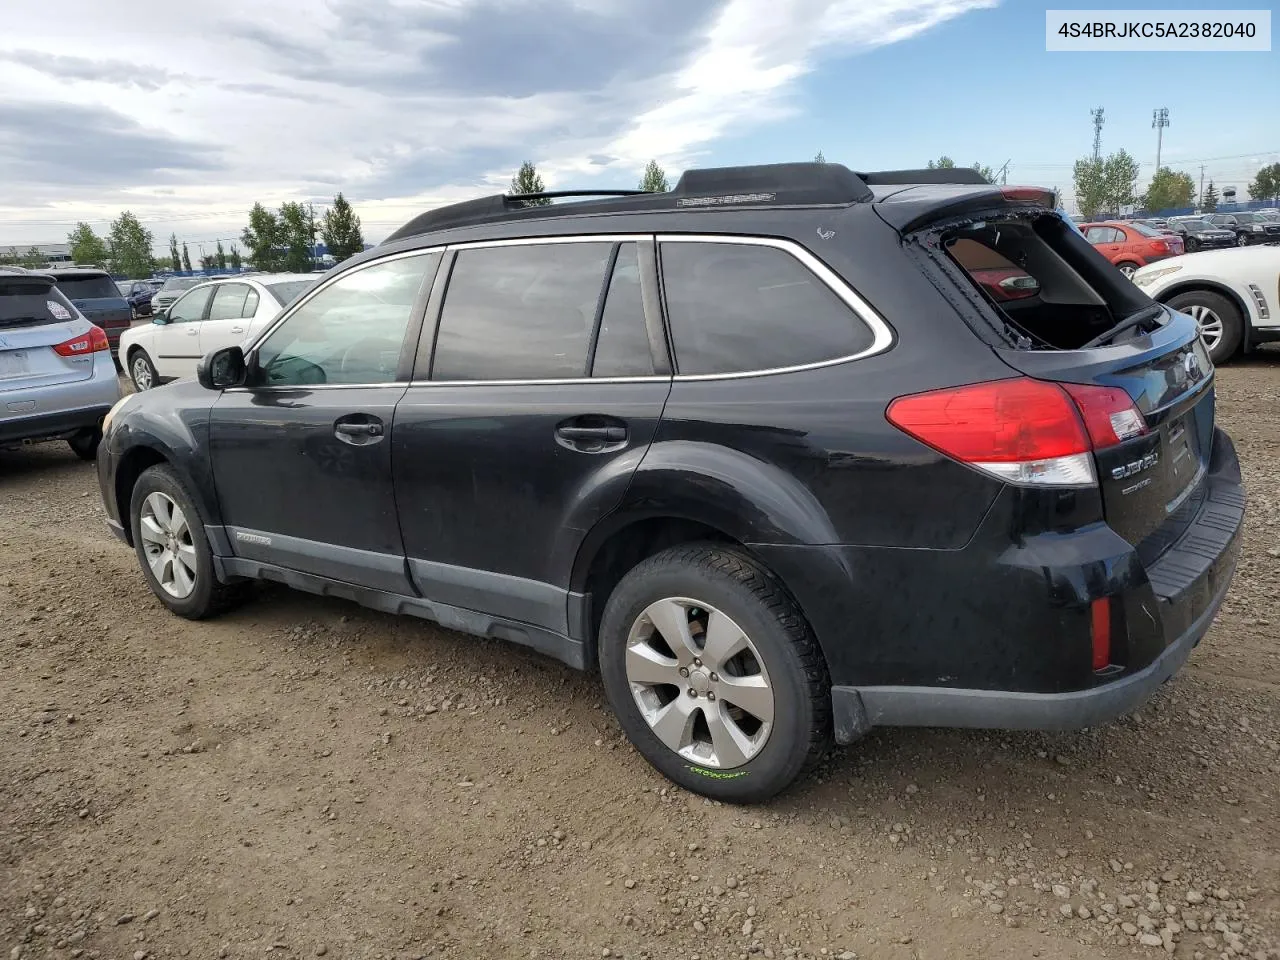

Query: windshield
left=263, top=279, right=314, bottom=307
left=1234, top=213, right=1262, bottom=223
left=53, top=275, right=121, bottom=300
left=1130, top=223, right=1164, bottom=237
left=160, top=277, right=200, bottom=293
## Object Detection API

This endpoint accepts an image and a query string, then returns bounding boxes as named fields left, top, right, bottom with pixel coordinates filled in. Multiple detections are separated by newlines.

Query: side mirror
left=197, top=346, right=246, bottom=390
left=152, top=309, right=168, bottom=324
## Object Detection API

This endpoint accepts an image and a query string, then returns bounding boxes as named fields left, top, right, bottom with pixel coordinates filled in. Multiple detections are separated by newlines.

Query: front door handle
left=231, top=325, right=245, bottom=334
left=334, top=417, right=385, bottom=445
left=556, top=425, right=625, bottom=443
left=185, top=327, right=198, bottom=336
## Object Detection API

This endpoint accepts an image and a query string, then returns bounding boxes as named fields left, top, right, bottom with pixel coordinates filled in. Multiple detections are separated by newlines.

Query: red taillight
left=886, top=377, right=1147, bottom=487
left=1150, top=240, right=1169, bottom=253
left=1091, top=597, right=1112, bottom=670
left=53, top=325, right=109, bottom=358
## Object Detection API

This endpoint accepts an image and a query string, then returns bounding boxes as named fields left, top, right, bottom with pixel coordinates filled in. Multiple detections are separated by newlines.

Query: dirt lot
left=3, top=356, right=1279, bottom=960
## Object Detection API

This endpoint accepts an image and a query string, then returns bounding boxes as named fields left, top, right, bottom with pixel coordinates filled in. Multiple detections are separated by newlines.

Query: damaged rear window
left=940, top=211, right=1155, bottom=350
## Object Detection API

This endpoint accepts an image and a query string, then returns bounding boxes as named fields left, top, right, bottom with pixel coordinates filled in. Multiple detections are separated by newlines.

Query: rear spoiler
left=857, top=168, right=991, bottom=186
left=874, top=184, right=1058, bottom=234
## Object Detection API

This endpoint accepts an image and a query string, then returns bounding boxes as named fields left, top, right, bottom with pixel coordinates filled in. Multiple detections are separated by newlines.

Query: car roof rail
left=383, top=162, right=876, bottom=244
left=857, top=168, right=991, bottom=185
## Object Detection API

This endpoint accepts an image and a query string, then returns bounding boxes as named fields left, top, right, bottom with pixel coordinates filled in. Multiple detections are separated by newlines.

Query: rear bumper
left=829, top=430, right=1243, bottom=742
left=0, top=404, right=113, bottom=444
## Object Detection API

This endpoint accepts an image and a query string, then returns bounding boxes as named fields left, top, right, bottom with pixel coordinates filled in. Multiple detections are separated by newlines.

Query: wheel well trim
left=112, top=440, right=209, bottom=545
left=1157, top=280, right=1253, bottom=327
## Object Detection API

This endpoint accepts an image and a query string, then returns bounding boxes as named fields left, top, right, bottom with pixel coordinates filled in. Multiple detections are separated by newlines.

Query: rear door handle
left=185, top=327, right=198, bottom=336
left=230, top=325, right=245, bottom=334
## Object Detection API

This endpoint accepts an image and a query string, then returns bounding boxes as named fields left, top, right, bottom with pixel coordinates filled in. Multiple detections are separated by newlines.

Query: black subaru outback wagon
left=97, top=163, right=1244, bottom=802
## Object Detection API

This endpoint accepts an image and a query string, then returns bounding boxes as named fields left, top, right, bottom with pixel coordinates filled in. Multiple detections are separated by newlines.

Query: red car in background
left=1081, top=221, right=1184, bottom=278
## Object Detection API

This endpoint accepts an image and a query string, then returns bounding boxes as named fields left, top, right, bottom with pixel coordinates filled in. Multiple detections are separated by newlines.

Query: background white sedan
left=1133, top=246, right=1280, bottom=364
left=118, top=273, right=316, bottom=390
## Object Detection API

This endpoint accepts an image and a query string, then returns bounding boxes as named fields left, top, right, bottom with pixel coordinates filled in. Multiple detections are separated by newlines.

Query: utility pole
left=1199, top=164, right=1206, bottom=209
left=995, top=159, right=1012, bottom=185
left=1091, top=107, right=1105, bottom=161
left=1152, top=107, right=1169, bottom=172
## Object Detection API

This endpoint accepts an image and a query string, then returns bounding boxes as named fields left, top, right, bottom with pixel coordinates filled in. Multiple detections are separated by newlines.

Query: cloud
left=0, top=0, right=992, bottom=246
left=0, top=49, right=190, bottom=91
left=0, top=101, right=221, bottom=194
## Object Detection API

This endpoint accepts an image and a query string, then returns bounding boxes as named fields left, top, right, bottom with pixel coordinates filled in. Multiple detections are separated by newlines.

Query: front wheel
left=1237, top=234, right=1249, bottom=247
left=1117, top=261, right=1140, bottom=279
left=129, top=349, right=159, bottom=391
left=1166, top=289, right=1243, bottom=365
left=1185, top=237, right=1200, bottom=253
left=129, top=464, right=248, bottom=619
left=598, top=544, right=831, bottom=803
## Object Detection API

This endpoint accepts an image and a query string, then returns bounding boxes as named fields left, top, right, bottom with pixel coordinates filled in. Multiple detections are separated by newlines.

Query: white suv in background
left=118, top=274, right=316, bottom=390
left=1133, top=246, right=1280, bottom=364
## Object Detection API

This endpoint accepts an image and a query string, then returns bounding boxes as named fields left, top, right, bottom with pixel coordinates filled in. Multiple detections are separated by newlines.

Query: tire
left=598, top=543, right=831, bottom=803
left=67, top=427, right=101, bottom=461
left=1185, top=237, right=1200, bottom=253
left=1236, top=234, right=1248, bottom=247
left=1116, top=261, right=1140, bottom=279
left=128, top=463, right=248, bottom=619
left=1166, top=290, right=1244, bottom=365
left=129, top=349, right=159, bottom=391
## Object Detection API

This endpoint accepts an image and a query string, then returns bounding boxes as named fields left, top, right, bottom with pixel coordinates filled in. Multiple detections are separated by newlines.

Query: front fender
left=105, top=383, right=220, bottom=526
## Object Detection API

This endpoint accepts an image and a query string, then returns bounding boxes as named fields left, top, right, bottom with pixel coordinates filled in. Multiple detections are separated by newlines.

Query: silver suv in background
left=0, top=268, right=121, bottom=460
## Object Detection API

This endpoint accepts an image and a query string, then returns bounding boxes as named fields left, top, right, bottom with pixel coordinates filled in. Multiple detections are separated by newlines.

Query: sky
left=1, top=0, right=1277, bottom=254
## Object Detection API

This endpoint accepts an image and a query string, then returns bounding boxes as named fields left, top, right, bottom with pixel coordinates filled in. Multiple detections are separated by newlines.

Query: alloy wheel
left=139, top=492, right=197, bottom=599
left=624, top=597, right=774, bottom=769
left=1119, top=263, right=1138, bottom=278
left=132, top=356, right=153, bottom=390
left=1186, top=303, right=1223, bottom=352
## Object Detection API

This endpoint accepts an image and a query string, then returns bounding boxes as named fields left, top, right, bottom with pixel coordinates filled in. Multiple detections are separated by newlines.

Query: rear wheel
left=67, top=427, right=101, bottom=461
left=1116, top=261, right=1140, bottom=279
left=598, top=544, right=830, bottom=803
left=129, top=464, right=248, bottom=619
left=1166, top=290, right=1243, bottom=364
left=129, top=349, right=158, bottom=391
left=1185, top=237, right=1200, bottom=253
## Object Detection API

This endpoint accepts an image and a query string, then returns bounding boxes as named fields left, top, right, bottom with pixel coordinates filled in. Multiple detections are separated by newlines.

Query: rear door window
left=1, top=281, right=74, bottom=329
left=659, top=240, right=873, bottom=376
left=208, top=284, right=250, bottom=321
left=591, top=243, right=654, bottom=378
left=431, top=242, right=614, bottom=381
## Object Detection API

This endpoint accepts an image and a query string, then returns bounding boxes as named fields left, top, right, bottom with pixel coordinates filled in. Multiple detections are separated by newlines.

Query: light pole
left=1152, top=108, right=1169, bottom=172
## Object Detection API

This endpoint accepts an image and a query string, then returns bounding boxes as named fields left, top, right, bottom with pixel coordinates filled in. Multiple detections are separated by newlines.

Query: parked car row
left=91, top=163, right=1244, bottom=802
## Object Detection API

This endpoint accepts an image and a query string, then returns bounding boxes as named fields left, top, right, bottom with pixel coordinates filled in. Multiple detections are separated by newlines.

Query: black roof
left=383, top=162, right=994, bottom=244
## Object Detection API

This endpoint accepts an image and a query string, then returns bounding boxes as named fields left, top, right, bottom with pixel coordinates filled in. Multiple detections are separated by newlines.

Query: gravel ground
left=2, top=354, right=1279, bottom=960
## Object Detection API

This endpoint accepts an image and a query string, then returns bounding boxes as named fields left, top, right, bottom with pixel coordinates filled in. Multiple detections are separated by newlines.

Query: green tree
left=20, top=246, right=45, bottom=269
left=1101, top=149, right=1139, bottom=215
left=229, top=244, right=242, bottom=270
left=1072, top=156, right=1108, bottom=219
left=215, top=241, right=227, bottom=271
left=927, top=156, right=956, bottom=169
left=107, top=211, right=154, bottom=278
left=970, top=162, right=994, bottom=182
left=241, top=202, right=282, bottom=271
left=1140, top=167, right=1196, bottom=213
left=168, top=233, right=182, bottom=272
left=199, top=251, right=218, bottom=271
left=181, top=243, right=192, bottom=273
left=320, top=192, right=365, bottom=261
left=66, top=223, right=109, bottom=267
left=1202, top=180, right=1219, bottom=212
left=814, top=150, right=826, bottom=164
left=279, top=201, right=316, bottom=273
left=638, top=160, right=669, bottom=193
left=1247, top=163, right=1280, bottom=201
left=508, top=161, right=550, bottom=206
